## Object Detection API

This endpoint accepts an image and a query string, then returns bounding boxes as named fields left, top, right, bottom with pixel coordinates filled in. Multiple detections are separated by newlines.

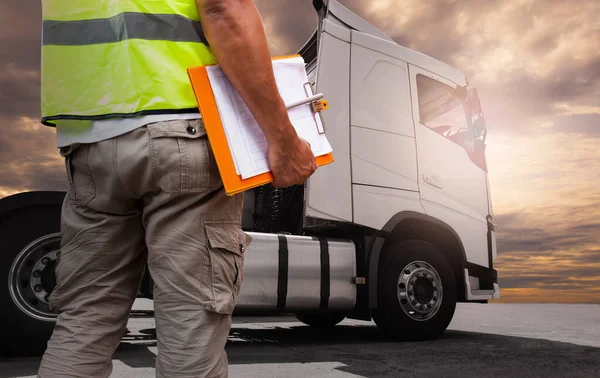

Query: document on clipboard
left=187, top=55, right=334, bottom=196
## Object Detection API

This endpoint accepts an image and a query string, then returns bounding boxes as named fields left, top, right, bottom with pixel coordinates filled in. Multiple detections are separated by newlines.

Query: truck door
left=301, top=8, right=353, bottom=222
left=301, top=0, right=420, bottom=225
left=408, top=66, right=490, bottom=266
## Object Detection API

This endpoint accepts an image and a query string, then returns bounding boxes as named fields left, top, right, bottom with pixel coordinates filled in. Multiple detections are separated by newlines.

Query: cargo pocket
left=204, top=220, right=253, bottom=314
left=147, top=119, right=221, bottom=193
left=61, top=144, right=95, bottom=205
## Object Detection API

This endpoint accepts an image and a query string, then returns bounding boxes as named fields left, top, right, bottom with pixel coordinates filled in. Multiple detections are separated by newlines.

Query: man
left=38, top=0, right=317, bottom=377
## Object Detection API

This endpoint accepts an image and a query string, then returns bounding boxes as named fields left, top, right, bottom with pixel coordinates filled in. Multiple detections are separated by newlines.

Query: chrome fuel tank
left=235, top=232, right=357, bottom=311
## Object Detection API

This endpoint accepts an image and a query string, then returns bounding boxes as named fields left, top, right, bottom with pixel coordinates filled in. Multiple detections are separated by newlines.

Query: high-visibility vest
left=41, top=1, right=216, bottom=126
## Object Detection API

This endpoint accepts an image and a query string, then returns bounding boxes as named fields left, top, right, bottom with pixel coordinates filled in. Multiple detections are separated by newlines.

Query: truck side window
left=416, top=74, right=474, bottom=152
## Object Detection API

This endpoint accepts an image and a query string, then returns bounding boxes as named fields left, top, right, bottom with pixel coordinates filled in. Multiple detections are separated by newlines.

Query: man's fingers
left=300, top=138, right=318, bottom=173
left=269, top=137, right=318, bottom=189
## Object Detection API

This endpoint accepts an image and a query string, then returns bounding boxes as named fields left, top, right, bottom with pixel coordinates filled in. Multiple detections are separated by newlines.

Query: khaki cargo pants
left=38, top=119, right=252, bottom=378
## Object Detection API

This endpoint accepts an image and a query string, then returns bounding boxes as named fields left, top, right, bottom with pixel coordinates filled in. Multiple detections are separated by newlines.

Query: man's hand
left=196, top=0, right=318, bottom=187
left=268, top=133, right=318, bottom=188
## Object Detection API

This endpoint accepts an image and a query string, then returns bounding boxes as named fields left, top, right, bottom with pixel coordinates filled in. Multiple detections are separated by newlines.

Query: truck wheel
left=295, top=313, right=346, bottom=328
left=1, top=206, right=61, bottom=357
left=372, top=240, right=456, bottom=341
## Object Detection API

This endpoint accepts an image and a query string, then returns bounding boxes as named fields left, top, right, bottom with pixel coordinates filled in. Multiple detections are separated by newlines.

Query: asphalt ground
left=1, top=303, right=599, bottom=377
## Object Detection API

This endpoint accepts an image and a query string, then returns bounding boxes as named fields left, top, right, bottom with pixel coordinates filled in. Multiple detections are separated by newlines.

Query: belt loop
left=59, top=143, right=82, bottom=158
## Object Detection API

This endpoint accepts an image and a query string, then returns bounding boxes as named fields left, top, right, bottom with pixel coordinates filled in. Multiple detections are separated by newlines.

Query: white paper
left=206, top=57, right=333, bottom=180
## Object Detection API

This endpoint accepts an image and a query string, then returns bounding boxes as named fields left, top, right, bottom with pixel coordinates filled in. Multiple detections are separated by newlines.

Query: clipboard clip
left=304, top=82, right=327, bottom=135
left=283, top=83, right=328, bottom=135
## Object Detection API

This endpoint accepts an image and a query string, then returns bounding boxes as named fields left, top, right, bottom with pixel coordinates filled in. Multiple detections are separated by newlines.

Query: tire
left=372, top=240, right=457, bottom=341
left=1, top=205, right=61, bottom=357
left=295, top=313, right=346, bottom=328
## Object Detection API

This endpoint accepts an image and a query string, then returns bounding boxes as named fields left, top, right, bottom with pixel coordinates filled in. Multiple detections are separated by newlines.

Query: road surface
left=1, top=303, right=599, bottom=377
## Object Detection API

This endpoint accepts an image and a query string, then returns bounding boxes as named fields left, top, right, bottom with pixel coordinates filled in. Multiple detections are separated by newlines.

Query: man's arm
left=196, top=0, right=317, bottom=188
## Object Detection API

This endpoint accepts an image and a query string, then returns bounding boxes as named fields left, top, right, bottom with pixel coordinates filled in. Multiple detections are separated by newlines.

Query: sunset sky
left=0, top=0, right=598, bottom=303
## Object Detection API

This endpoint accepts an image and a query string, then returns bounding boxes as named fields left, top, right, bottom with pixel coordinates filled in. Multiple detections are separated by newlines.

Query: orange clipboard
left=187, top=55, right=334, bottom=196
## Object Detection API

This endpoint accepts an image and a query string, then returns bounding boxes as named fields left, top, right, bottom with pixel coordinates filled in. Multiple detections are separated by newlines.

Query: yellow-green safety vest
left=41, top=0, right=217, bottom=126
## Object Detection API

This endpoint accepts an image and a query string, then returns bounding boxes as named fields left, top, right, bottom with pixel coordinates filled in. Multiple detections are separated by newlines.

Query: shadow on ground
left=2, top=324, right=599, bottom=377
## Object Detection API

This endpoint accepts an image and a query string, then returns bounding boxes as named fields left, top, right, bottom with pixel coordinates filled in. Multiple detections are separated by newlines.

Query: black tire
left=295, top=313, right=346, bottom=328
left=0, top=205, right=61, bottom=357
left=372, top=240, right=457, bottom=341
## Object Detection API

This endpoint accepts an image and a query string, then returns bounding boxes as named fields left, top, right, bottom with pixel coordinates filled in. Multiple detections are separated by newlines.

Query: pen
left=286, top=93, right=325, bottom=110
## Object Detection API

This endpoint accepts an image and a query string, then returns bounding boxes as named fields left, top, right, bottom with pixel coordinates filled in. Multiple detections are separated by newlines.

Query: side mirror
left=472, top=117, right=487, bottom=143
left=466, top=88, right=481, bottom=112
left=472, top=117, right=485, bottom=131
left=466, top=87, right=487, bottom=141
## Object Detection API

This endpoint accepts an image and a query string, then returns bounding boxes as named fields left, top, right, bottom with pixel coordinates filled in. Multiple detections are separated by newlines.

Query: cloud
left=486, top=131, right=600, bottom=208
left=0, top=0, right=42, bottom=121
left=486, top=126, right=600, bottom=303
left=254, top=1, right=317, bottom=55
left=493, top=199, right=600, bottom=303
left=551, top=114, right=600, bottom=135
left=495, top=217, right=600, bottom=255
left=0, top=117, right=65, bottom=197
left=0, top=64, right=40, bottom=119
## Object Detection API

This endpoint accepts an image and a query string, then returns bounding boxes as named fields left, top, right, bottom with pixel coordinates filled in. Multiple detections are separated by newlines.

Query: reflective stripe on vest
left=41, top=1, right=216, bottom=126
left=43, top=13, right=209, bottom=46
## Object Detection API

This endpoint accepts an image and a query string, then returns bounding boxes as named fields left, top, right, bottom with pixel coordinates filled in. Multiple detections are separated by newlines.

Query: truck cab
left=301, top=0, right=499, bottom=303
left=238, top=0, right=498, bottom=332
left=0, top=0, right=498, bottom=356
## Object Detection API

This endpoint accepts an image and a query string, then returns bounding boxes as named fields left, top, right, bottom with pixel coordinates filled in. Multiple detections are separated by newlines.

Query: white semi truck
left=1, top=0, right=499, bottom=356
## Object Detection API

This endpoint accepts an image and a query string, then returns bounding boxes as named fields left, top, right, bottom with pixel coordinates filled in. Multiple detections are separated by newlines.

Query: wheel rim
left=396, top=261, right=443, bottom=321
left=8, top=233, right=60, bottom=322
